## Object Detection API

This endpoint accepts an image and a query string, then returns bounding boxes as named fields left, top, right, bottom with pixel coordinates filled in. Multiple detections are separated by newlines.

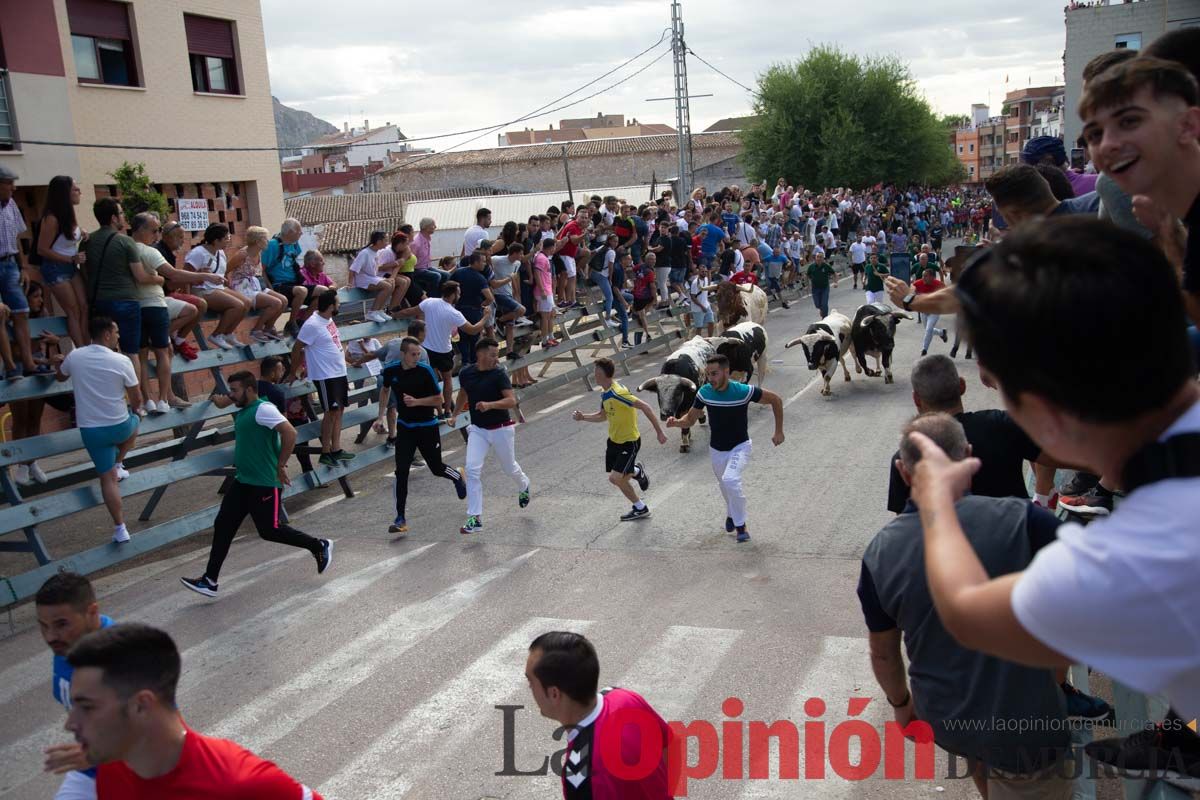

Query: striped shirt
left=0, top=198, right=26, bottom=258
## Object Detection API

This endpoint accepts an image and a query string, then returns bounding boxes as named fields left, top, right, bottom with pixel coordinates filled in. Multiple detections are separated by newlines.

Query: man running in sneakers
left=36, top=573, right=113, bottom=800
left=451, top=337, right=530, bottom=534
left=65, top=624, right=324, bottom=799
left=285, top=291, right=353, bottom=468
left=571, top=357, right=667, bottom=522
left=385, top=336, right=466, bottom=533
left=182, top=371, right=331, bottom=597
left=666, top=354, right=784, bottom=542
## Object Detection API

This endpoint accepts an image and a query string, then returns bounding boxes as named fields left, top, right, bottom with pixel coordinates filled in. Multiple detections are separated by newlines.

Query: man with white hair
left=411, top=217, right=444, bottom=295
left=262, top=218, right=309, bottom=335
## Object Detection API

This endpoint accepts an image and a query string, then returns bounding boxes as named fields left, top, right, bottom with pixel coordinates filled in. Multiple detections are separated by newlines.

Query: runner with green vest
left=864, top=250, right=890, bottom=305
left=181, top=371, right=332, bottom=598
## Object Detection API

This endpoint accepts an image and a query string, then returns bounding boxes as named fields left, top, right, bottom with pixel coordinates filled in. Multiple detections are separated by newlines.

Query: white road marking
left=621, top=625, right=740, bottom=719
left=784, top=375, right=823, bottom=409
left=319, top=617, right=595, bottom=800
left=537, top=394, right=586, bottom=415
left=292, top=493, right=350, bottom=519
left=212, top=550, right=540, bottom=753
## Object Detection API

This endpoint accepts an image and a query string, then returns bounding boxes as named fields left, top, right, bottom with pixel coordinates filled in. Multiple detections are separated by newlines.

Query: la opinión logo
left=497, top=696, right=937, bottom=796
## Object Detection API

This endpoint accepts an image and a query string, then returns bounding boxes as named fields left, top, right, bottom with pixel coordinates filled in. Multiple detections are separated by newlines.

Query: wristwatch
left=902, top=292, right=916, bottom=311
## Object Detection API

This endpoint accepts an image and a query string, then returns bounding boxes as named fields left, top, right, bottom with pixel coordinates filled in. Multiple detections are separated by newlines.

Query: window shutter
left=184, top=15, right=235, bottom=59
left=66, top=0, right=132, bottom=40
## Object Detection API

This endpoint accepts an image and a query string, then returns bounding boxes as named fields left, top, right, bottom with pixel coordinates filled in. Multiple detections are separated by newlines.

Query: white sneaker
left=603, top=318, right=620, bottom=328
left=13, top=464, right=31, bottom=486
left=112, top=524, right=131, bottom=544
left=147, top=400, right=166, bottom=415
left=115, top=463, right=130, bottom=481
left=371, top=310, right=391, bottom=323
left=210, top=334, right=234, bottom=350
left=28, top=461, right=48, bottom=484
left=514, top=316, right=533, bottom=326
left=157, top=399, right=173, bottom=414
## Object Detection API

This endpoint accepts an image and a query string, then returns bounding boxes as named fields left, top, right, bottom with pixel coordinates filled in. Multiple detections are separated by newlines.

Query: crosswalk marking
left=318, top=616, right=595, bottom=800
left=620, top=625, right=740, bottom=719
left=0, top=545, right=436, bottom=793
left=211, top=549, right=540, bottom=753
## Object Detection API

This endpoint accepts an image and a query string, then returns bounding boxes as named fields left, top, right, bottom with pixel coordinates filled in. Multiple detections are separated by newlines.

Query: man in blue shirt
left=697, top=215, right=727, bottom=269
left=261, top=219, right=308, bottom=334
left=36, top=572, right=114, bottom=799
left=666, top=354, right=784, bottom=542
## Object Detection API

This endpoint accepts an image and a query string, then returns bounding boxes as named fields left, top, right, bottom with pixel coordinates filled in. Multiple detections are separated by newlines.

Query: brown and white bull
left=714, top=282, right=768, bottom=330
left=637, top=336, right=715, bottom=452
left=785, top=310, right=853, bottom=396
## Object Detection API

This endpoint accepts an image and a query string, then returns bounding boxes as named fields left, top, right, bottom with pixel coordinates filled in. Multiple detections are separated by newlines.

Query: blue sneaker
left=389, top=517, right=408, bottom=533
left=725, top=516, right=734, bottom=533
left=1062, top=682, right=1114, bottom=723
left=736, top=525, right=750, bottom=543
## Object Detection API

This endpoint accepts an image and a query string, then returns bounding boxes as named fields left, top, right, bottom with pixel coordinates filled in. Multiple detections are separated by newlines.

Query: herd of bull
left=635, top=284, right=913, bottom=452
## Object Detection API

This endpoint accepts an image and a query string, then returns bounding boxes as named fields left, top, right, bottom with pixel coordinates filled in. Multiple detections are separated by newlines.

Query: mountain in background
left=273, top=96, right=337, bottom=158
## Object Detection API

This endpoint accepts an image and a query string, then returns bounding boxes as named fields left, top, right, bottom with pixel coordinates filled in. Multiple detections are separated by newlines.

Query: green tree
left=740, top=46, right=963, bottom=188
left=108, top=161, right=169, bottom=220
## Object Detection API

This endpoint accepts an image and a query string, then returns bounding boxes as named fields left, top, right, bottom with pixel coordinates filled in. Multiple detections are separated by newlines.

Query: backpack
left=588, top=246, right=610, bottom=274
left=265, top=234, right=300, bottom=284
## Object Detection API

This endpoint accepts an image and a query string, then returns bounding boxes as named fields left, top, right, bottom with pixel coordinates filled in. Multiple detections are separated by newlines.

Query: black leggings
left=394, top=424, right=461, bottom=518
left=205, top=480, right=322, bottom=581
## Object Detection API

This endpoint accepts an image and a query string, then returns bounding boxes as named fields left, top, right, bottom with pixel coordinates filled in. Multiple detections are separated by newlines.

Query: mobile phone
left=1070, top=147, right=1087, bottom=171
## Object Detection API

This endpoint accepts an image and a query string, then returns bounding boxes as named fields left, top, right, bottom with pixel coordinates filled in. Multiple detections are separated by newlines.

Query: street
left=0, top=279, right=989, bottom=800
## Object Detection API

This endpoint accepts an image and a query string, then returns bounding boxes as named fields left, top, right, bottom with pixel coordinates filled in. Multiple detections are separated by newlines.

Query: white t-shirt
left=848, top=242, right=867, bottom=264
left=184, top=245, right=227, bottom=294
left=350, top=246, right=383, bottom=289
left=731, top=249, right=745, bottom=274
left=253, top=401, right=287, bottom=429
left=347, top=337, right=382, bottom=377
left=296, top=313, right=347, bottom=381
left=60, top=345, right=139, bottom=428
left=134, top=243, right=168, bottom=308
left=462, top=225, right=488, bottom=256
left=1012, top=399, right=1200, bottom=720
left=419, top=297, right=466, bottom=354
left=676, top=217, right=689, bottom=233
left=686, top=275, right=711, bottom=313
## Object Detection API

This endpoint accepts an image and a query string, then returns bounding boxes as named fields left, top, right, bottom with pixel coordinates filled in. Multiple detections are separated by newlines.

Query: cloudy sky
left=261, top=0, right=1064, bottom=150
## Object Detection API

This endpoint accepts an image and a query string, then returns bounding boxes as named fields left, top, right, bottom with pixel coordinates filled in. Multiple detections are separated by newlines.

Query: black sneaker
left=180, top=575, right=218, bottom=597
left=725, top=516, right=735, bottom=533
left=385, top=436, right=397, bottom=449
left=1085, top=724, right=1200, bottom=790
left=634, top=463, right=649, bottom=492
left=1061, top=682, right=1114, bottom=723
left=1059, top=485, right=1114, bottom=516
left=620, top=505, right=651, bottom=521
left=1058, top=471, right=1099, bottom=498
left=451, top=467, right=467, bottom=499
left=940, top=329, right=948, bottom=343
left=315, top=539, right=333, bottom=574
left=736, top=525, right=751, bottom=543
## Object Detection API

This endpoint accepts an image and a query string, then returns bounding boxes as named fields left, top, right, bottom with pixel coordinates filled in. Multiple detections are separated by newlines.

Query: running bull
left=638, top=336, right=716, bottom=453
left=785, top=311, right=853, bottom=397
left=851, top=303, right=911, bottom=384
left=707, top=321, right=768, bottom=385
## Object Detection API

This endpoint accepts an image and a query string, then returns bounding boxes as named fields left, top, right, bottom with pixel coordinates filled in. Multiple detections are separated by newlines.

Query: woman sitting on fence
left=227, top=226, right=288, bottom=343
left=184, top=224, right=248, bottom=350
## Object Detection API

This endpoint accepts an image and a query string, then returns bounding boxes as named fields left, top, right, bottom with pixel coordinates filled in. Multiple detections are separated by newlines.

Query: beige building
left=0, top=0, right=283, bottom=243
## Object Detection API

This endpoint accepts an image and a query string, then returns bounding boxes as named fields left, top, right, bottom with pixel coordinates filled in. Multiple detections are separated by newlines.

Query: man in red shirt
left=912, top=264, right=948, bottom=356
left=65, top=624, right=321, bottom=799
left=525, top=632, right=671, bottom=800
left=556, top=207, right=588, bottom=307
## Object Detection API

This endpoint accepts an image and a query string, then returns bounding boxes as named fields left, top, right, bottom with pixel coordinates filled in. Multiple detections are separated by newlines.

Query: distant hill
left=273, top=96, right=337, bottom=158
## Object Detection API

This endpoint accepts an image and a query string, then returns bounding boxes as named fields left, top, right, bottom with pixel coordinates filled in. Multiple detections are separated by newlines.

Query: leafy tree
left=940, top=114, right=971, bottom=130
left=740, top=46, right=963, bottom=188
left=108, top=161, right=169, bottom=220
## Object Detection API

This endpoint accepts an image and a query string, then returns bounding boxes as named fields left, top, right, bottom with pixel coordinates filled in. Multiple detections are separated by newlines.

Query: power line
left=6, top=31, right=672, bottom=156
left=687, top=48, right=756, bottom=95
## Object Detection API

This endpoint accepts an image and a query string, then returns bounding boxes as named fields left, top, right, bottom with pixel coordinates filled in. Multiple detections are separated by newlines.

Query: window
left=66, top=0, right=138, bottom=86
left=968, top=143, right=974, bottom=153
left=185, top=14, right=239, bottom=94
left=1114, top=33, right=1142, bottom=50
left=0, top=68, right=15, bottom=150
left=957, top=145, right=963, bottom=154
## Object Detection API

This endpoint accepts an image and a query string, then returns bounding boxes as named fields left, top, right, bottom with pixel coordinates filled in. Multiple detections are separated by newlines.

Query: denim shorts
left=691, top=307, right=715, bottom=329
left=494, top=294, right=522, bottom=316
left=139, top=305, right=170, bottom=349
left=81, top=413, right=139, bottom=475
left=39, top=260, right=78, bottom=287
left=0, top=257, right=29, bottom=314
left=92, top=299, right=142, bottom=355
left=669, top=267, right=688, bottom=284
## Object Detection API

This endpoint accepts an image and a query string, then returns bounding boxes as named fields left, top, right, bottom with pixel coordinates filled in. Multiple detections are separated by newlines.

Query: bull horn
left=637, top=377, right=659, bottom=392
left=679, top=378, right=698, bottom=393
left=893, top=311, right=912, bottom=320
left=858, top=317, right=877, bottom=328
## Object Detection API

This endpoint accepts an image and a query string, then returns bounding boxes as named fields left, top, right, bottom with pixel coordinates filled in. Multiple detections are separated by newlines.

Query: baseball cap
left=1021, top=136, right=1067, bottom=166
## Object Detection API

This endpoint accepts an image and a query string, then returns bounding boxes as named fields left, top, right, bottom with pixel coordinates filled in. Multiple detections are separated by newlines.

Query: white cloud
left=261, top=0, right=1065, bottom=145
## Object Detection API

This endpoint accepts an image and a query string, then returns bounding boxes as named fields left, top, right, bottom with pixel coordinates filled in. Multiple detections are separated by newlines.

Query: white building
left=302, top=120, right=409, bottom=171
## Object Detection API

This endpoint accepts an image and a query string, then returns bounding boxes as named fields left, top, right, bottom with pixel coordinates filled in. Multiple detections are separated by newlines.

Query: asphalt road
left=0, top=277, right=1008, bottom=800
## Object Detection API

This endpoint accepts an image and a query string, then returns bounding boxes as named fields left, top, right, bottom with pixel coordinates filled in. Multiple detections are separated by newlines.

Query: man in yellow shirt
left=573, top=357, right=668, bottom=521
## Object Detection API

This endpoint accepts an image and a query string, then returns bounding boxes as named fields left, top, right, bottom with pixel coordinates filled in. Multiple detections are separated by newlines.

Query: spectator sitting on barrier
left=184, top=223, right=249, bottom=350
left=227, top=226, right=289, bottom=343
left=128, top=212, right=189, bottom=414
left=10, top=284, right=68, bottom=486
left=261, top=218, right=308, bottom=336
left=349, top=231, right=401, bottom=325
left=298, top=249, right=334, bottom=311
left=56, top=316, right=142, bottom=544
left=152, top=221, right=205, bottom=361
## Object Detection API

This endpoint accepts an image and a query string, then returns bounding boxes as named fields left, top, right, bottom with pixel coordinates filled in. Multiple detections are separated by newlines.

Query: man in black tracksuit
left=384, top=337, right=466, bottom=533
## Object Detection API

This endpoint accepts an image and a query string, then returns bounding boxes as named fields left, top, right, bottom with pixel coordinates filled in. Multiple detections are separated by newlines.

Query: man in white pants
left=451, top=337, right=530, bottom=534
left=912, top=267, right=948, bottom=356
left=667, top=353, right=784, bottom=543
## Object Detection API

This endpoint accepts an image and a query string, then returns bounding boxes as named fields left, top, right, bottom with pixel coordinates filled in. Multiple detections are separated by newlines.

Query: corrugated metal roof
left=404, top=185, right=656, bottom=232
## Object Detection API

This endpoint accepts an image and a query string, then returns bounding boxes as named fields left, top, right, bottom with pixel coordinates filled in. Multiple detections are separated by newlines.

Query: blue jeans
left=92, top=298, right=142, bottom=355
left=812, top=287, right=830, bottom=317
left=0, top=257, right=29, bottom=314
left=458, top=306, right=483, bottom=365
left=412, top=269, right=444, bottom=296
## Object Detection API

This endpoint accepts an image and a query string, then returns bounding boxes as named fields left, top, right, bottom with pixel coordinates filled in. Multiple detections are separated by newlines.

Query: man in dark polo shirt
left=860, top=413, right=1073, bottom=800
left=451, top=250, right=495, bottom=367
left=451, top=337, right=529, bottom=535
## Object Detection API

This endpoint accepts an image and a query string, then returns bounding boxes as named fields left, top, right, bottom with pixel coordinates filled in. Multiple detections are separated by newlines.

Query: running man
left=666, top=354, right=784, bottom=542
left=450, top=337, right=530, bottom=534
left=64, top=624, right=323, bottom=798
left=384, top=336, right=467, bottom=533
left=571, top=358, right=667, bottom=521
left=36, top=573, right=112, bottom=800
left=181, top=371, right=331, bottom=597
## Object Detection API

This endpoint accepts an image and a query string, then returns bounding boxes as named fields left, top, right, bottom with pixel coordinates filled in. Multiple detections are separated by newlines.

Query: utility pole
left=670, top=0, right=694, bottom=204
left=561, top=145, right=574, bottom=201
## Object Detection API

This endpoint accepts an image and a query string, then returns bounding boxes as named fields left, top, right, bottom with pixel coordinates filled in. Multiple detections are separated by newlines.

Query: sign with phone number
left=177, top=198, right=210, bottom=231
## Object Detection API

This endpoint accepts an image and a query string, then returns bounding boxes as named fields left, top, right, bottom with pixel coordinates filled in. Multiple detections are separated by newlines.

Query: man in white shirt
left=908, top=219, right=1200, bottom=754
left=418, top=280, right=493, bottom=415
left=848, top=235, right=868, bottom=290
left=56, top=316, right=142, bottom=544
left=461, top=208, right=492, bottom=258
left=286, top=291, right=351, bottom=468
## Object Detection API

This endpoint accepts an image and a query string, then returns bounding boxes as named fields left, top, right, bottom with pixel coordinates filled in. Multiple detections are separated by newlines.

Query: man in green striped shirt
left=181, top=371, right=332, bottom=598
